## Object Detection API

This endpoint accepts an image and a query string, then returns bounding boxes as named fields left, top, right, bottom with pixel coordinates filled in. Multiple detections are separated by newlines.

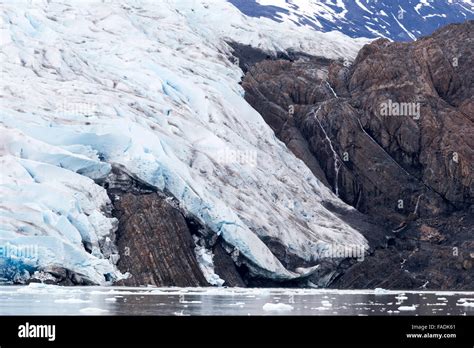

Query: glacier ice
left=193, top=236, right=225, bottom=286
left=0, top=0, right=369, bottom=284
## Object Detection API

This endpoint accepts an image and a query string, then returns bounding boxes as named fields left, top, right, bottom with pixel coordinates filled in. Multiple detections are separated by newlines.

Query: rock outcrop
left=113, top=192, right=209, bottom=287
left=103, top=166, right=245, bottom=287
left=236, top=21, right=474, bottom=289
left=241, top=21, right=473, bottom=224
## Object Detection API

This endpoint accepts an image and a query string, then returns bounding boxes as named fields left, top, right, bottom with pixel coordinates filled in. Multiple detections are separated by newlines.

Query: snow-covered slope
left=0, top=0, right=368, bottom=285
left=228, top=0, right=474, bottom=41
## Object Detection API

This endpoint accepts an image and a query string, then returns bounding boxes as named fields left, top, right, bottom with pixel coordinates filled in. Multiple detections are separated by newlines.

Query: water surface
left=1, top=284, right=473, bottom=316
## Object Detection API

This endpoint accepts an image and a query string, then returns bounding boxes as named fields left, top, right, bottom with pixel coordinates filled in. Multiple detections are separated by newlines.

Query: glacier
left=0, top=0, right=369, bottom=285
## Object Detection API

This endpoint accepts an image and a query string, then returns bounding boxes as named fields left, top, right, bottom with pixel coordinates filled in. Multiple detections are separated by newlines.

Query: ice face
left=0, top=152, right=119, bottom=284
left=1, top=0, right=368, bottom=284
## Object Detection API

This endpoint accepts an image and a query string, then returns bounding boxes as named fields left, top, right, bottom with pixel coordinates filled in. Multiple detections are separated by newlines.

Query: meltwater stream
left=0, top=284, right=473, bottom=316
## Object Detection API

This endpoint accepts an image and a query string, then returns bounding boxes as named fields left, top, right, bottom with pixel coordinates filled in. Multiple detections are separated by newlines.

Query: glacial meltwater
left=0, top=284, right=473, bottom=316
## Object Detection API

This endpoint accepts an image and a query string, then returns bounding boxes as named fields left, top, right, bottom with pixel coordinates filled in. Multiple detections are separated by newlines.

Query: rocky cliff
left=104, top=167, right=245, bottom=287
left=237, top=21, right=474, bottom=289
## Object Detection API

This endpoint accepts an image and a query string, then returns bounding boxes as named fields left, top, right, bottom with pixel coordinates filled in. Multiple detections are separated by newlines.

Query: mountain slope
left=238, top=20, right=473, bottom=289
left=228, top=0, right=474, bottom=41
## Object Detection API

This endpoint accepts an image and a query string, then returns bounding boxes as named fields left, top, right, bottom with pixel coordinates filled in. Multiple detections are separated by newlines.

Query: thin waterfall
left=312, top=106, right=341, bottom=196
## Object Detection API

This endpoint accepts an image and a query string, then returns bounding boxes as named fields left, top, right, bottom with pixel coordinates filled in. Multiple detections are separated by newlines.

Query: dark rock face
left=20, top=267, right=97, bottom=286
left=212, top=244, right=246, bottom=287
left=240, top=21, right=473, bottom=224
left=113, top=192, right=208, bottom=287
left=236, top=21, right=474, bottom=289
left=104, top=166, right=244, bottom=287
left=329, top=212, right=474, bottom=290
left=348, top=24, right=473, bottom=214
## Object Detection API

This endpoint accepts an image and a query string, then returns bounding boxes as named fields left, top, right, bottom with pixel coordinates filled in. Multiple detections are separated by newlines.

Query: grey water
left=0, top=285, right=473, bottom=316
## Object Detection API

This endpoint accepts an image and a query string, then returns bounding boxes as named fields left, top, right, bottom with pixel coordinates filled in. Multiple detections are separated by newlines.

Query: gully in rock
left=311, top=106, right=342, bottom=197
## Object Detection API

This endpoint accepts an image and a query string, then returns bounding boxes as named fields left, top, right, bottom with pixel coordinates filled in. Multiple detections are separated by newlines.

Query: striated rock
left=212, top=243, right=246, bottom=287
left=240, top=21, right=473, bottom=224
left=348, top=22, right=473, bottom=213
left=104, top=166, right=244, bottom=287
left=112, top=192, right=209, bottom=287
left=329, top=211, right=474, bottom=289
left=235, top=21, right=474, bottom=289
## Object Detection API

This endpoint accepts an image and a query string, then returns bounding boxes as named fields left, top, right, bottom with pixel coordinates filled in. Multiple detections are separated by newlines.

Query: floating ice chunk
left=457, top=299, right=474, bottom=307
left=16, top=283, right=81, bottom=295
left=79, top=307, right=109, bottom=315
left=395, top=294, right=408, bottom=301
left=228, top=302, right=246, bottom=307
left=398, top=305, right=417, bottom=311
left=321, top=300, right=332, bottom=307
left=262, top=303, right=294, bottom=311
left=374, top=288, right=389, bottom=295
